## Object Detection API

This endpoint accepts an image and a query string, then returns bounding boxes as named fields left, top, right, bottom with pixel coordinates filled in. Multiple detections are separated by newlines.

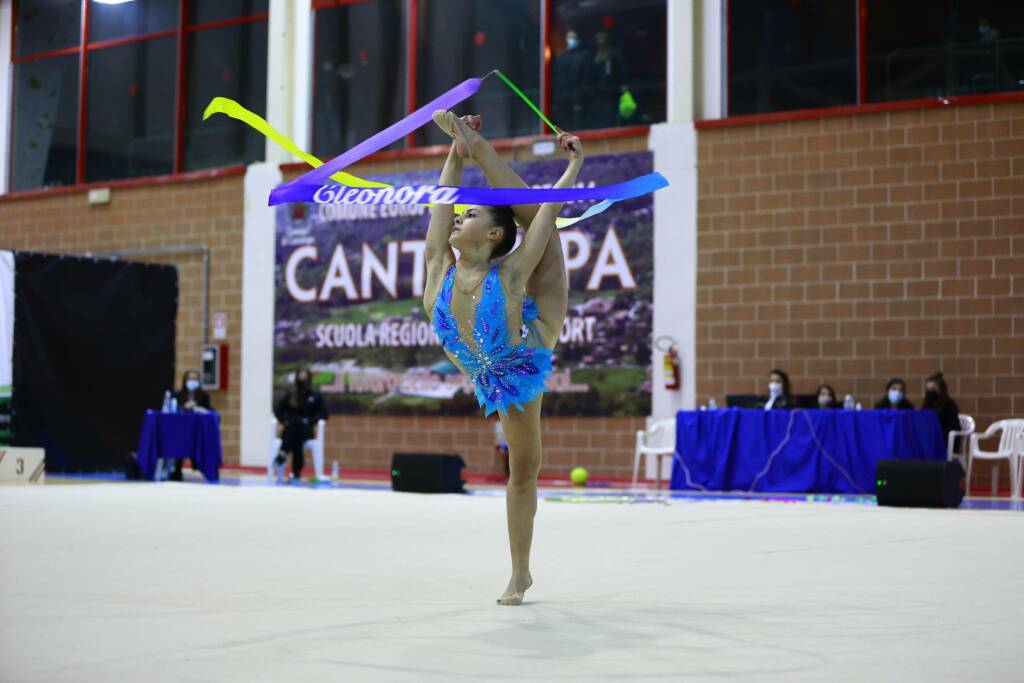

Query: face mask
left=818, top=394, right=832, bottom=407
left=186, top=379, right=200, bottom=391
left=888, top=390, right=903, bottom=404
left=768, top=382, right=783, bottom=397
left=925, top=390, right=939, bottom=402
left=567, top=36, right=579, bottom=49
left=297, top=378, right=310, bottom=391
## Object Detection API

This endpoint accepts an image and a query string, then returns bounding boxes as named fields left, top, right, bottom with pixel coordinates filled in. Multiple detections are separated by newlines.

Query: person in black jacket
left=551, top=29, right=593, bottom=131
left=274, top=369, right=328, bottom=479
left=874, top=378, right=915, bottom=410
left=922, top=371, right=961, bottom=438
left=761, top=369, right=794, bottom=410
left=175, top=370, right=212, bottom=412
left=170, top=370, right=213, bottom=480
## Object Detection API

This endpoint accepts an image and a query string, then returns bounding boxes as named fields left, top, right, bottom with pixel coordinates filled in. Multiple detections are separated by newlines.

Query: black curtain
left=12, top=253, right=177, bottom=472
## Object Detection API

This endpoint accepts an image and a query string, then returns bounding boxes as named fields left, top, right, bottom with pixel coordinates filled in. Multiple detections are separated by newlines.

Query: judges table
left=137, top=410, right=222, bottom=482
left=670, top=409, right=946, bottom=494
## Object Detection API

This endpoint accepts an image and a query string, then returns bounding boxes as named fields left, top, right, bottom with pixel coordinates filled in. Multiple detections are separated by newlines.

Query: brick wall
left=695, top=102, right=1024, bottom=437
left=0, top=173, right=245, bottom=463
left=323, top=415, right=644, bottom=479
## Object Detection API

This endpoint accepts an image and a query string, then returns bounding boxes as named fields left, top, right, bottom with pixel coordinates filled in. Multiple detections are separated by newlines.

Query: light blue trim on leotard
left=432, top=263, right=552, bottom=416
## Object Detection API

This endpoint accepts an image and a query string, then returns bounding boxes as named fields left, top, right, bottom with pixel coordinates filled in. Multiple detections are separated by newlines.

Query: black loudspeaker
left=391, top=453, right=466, bottom=493
left=875, top=459, right=966, bottom=508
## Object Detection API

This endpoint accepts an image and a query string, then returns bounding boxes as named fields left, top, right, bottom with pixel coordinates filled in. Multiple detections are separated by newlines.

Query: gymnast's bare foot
left=497, top=573, right=532, bottom=606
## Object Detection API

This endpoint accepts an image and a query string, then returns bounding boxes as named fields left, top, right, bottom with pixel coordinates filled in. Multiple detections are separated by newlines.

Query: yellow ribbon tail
left=202, top=97, right=389, bottom=189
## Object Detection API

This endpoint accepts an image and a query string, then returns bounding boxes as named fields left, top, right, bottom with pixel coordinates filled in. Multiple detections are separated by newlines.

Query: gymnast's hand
left=450, top=114, right=481, bottom=159
left=558, top=132, right=583, bottom=161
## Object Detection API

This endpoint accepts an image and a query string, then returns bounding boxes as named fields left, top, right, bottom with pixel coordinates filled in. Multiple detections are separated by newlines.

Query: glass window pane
left=188, top=0, right=269, bottom=25
left=867, top=0, right=1024, bottom=102
left=729, top=0, right=856, bottom=116
left=416, top=0, right=540, bottom=146
left=552, top=0, right=667, bottom=130
left=89, top=0, right=178, bottom=43
left=86, top=38, right=176, bottom=182
left=184, top=21, right=269, bottom=171
left=11, top=55, right=79, bottom=191
left=15, top=0, right=81, bottom=57
left=313, top=1, right=405, bottom=158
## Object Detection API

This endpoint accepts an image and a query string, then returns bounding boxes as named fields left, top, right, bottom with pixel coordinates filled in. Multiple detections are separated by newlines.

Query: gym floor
left=2, top=482, right=1021, bottom=681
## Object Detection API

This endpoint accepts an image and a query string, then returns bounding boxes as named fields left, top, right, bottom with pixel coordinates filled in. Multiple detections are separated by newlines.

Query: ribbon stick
left=494, top=70, right=561, bottom=135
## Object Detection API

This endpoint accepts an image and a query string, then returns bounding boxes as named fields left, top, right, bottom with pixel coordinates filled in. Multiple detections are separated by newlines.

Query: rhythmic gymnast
left=423, top=111, right=583, bottom=606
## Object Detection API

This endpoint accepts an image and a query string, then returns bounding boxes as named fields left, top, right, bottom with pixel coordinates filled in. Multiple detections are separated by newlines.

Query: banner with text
left=274, top=152, right=653, bottom=416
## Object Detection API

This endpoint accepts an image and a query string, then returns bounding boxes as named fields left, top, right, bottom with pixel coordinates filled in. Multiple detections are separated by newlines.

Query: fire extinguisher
left=663, top=345, right=681, bottom=390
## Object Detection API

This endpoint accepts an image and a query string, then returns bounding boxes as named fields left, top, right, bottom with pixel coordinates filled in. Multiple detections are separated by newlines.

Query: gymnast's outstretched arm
left=424, top=142, right=463, bottom=272
left=503, top=133, right=583, bottom=284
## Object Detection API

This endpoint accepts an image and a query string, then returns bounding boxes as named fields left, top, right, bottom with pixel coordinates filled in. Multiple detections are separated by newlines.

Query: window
left=728, top=0, right=857, bottom=116
left=727, top=0, right=1024, bottom=117
left=310, top=0, right=666, bottom=155
left=89, top=0, right=178, bottom=43
left=416, top=0, right=540, bottom=146
left=11, top=0, right=669, bottom=192
left=86, top=38, right=176, bottom=181
left=188, top=0, right=269, bottom=25
left=312, top=0, right=405, bottom=159
left=551, top=0, right=667, bottom=130
left=14, top=0, right=81, bottom=57
left=184, top=21, right=269, bottom=171
left=8, top=0, right=269, bottom=191
left=11, top=55, right=80, bottom=191
left=866, top=0, right=1024, bottom=102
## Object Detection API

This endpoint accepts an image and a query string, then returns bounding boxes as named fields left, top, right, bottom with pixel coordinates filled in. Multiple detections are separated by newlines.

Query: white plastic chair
left=947, top=414, right=975, bottom=468
left=268, top=417, right=327, bottom=483
left=967, top=419, right=1024, bottom=498
left=631, top=419, right=676, bottom=490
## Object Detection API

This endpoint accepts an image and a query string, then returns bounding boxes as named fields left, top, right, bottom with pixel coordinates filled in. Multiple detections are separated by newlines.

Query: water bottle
left=162, top=390, right=172, bottom=413
left=843, top=394, right=854, bottom=410
left=331, top=460, right=339, bottom=480
left=169, top=396, right=178, bottom=413
left=708, top=398, right=718, bottom=410
left=855, top=402, right=862, bottom=411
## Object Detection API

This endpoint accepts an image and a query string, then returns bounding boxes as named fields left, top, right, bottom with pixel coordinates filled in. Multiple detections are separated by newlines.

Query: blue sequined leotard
left=432, top=263, right=553, bottom=416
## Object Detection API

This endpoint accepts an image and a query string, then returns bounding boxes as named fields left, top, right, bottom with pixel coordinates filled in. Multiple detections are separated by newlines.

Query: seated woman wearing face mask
left=921, top=372, right=961, bottom=438
left=874, top=378, right=914, bottom=410
left=176, top=370, right=212, bottom=413
left=170, top=370, right=213, bottom=480
left=761, top=369, right=794, bottom=410
left=816, top=384, right=840, bottom=409
left=274, top=369, right=328, bottom=480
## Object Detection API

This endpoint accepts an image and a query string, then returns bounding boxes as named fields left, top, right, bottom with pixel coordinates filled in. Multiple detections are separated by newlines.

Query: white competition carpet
left=1, top=483, right=1021, bottom=682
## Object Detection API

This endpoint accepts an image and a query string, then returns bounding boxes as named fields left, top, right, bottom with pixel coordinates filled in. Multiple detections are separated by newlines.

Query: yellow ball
left=570, top=467, right=588, bottom=486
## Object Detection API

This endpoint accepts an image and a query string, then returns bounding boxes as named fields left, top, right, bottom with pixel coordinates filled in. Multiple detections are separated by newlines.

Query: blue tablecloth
left=670, top=409, right=946, bottom=494
left=137, top=410, right=222, bottom=482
